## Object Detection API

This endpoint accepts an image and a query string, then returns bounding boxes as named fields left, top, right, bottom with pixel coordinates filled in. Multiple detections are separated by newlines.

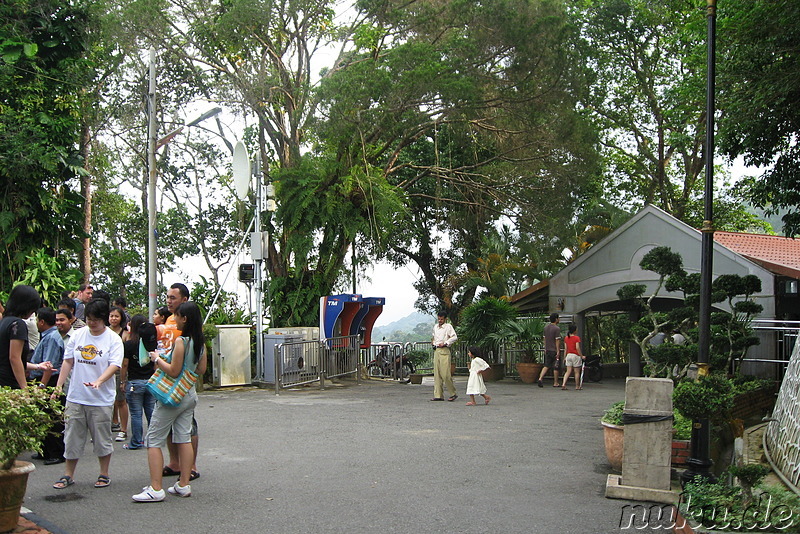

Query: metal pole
left=682, top=0, right=717, bottom=485
left=147, top=47, right=158, bottom=319
left=254, top=152, right=264, bottom=383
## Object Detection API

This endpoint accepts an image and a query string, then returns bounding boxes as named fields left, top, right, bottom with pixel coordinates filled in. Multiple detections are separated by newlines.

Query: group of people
left=429, top=311, right=586, bottom=405
left=0, top=281, right=206, bottom=503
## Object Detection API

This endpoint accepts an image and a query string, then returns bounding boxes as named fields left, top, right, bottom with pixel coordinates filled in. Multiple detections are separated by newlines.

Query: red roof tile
left=714, top=232, right=800, bottom=279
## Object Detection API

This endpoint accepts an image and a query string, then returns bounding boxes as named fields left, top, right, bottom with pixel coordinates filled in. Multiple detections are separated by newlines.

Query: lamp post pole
left=682, top=0, right=717, bottom=485
left=147, top=47, right=158, bottom=318
left=145, top=47, right=222, bottom=317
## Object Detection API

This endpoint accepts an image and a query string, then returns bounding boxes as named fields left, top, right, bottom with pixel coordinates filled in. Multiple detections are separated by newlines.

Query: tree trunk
left=79, top=123, right=92, bottom=283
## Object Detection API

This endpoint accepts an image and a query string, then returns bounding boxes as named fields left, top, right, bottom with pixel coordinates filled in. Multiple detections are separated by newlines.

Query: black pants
left=38, top=376, right=66, bottom=460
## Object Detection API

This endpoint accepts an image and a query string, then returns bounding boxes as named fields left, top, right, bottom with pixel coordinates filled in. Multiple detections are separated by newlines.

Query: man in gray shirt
left=538, top=313, right=562, bottom=388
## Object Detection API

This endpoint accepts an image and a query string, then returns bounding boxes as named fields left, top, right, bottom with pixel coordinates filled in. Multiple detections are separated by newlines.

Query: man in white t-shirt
left=53, top=299, right=124, bottom=490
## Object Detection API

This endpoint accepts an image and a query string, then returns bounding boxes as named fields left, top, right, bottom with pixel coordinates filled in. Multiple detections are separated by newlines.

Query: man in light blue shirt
left=29, top=307, right=66, bottom=464
left=30, top=307, right=64, bottom=387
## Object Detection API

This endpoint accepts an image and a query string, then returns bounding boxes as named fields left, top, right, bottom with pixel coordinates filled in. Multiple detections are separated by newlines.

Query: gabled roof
left=714, top=232, right=800, bottom=279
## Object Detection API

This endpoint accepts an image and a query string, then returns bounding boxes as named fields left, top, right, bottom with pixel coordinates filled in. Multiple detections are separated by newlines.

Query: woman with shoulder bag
left=133, top=301, right=206, bottom=502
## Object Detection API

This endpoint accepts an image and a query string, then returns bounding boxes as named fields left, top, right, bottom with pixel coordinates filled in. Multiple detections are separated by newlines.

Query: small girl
left=465, top=346, right=491, bottom=406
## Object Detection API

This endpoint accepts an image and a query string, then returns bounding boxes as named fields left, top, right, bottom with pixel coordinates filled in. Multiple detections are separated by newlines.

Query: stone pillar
left=606, top=377, right=677, bottom=504
left=622, top=377, right=673, bottom=490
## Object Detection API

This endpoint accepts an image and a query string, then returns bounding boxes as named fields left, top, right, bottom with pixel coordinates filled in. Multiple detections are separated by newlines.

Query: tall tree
left=0, top=0, right=95, bottom=288
left=717, top=0, right=800, bottom=237
left=314, top=0, right=600, bottom=320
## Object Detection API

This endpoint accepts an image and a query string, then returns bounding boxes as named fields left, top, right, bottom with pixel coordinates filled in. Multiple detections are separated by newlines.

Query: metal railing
left=747, top=320, right=800, bottom=380
left=269, top=335, right=360, bottom=392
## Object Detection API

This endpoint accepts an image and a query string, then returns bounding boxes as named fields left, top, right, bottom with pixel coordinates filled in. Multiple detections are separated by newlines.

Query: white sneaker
left=115, top=432, right=127, bottom=442
left=132, top=486, right=165, bottom=502
left=167, top=482, right=191, bottom=497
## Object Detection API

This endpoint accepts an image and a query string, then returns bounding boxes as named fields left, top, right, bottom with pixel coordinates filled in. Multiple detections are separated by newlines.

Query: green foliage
left=673, top=409, right=692, bottom=441
left=601, top=399, right=693, bottom=439
left=18, top=249, right=82, bottom=306
left=617, top=284, right=647, bottom=302
left=648, top=342, right=695, bottom=373
left=640, top=247, right=684, bottom=277
left=486, top=316, right=545, bottom=363
left=456, top=297, right=518, bottom=357
left=404, top=349, right=430, bottom=368
left=717, top=0, right=800, bottom=237
left=190, top=277, right=250, bottom=326
left=0, top=386, right=64, bottom=470
left=0, top=0, right=94, bottom=288
left=729, top=375, right=774, bottom=397
left=617, top=245, right=763, bottom=377
left=681, top=475, right=800, bottom=532
left=601, top=400, right=625, bottom=425
left=673, top=374, right=734, bottom=422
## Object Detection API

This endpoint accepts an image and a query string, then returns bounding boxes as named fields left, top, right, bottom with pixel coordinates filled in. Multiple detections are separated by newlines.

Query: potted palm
left=487, top=316, right=545, bottom=383
left=0, top=386, right=64, bottom=532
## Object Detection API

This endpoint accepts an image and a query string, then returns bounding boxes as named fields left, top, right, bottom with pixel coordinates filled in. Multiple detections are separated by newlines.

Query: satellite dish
left=232, top=141, right=250, bottom=201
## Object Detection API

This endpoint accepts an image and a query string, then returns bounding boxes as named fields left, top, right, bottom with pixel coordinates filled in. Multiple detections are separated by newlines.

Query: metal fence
left=748, top=320, right=800, bottom=380
left=269, top=335, right=360, bottom=392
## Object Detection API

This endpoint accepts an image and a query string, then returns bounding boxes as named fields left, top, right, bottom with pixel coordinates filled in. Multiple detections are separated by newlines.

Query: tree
left=118, top=0, right=599, bottom=327
left=717, top=0, right=800, bottom=236
left=572, top=0, right=764, bottom=232
left=317, top=0, right=600, bottom=319
left=0, top=0, right=94, bottom=288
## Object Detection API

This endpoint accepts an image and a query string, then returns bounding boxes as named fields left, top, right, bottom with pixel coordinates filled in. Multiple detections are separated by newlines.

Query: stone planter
left=409, top=373, right=425, bottom=385
left=601, top=421, right=624, bottom=471
left=0, top=460, right=35, bottom=533
left=515, top=362, right=543, bottom=384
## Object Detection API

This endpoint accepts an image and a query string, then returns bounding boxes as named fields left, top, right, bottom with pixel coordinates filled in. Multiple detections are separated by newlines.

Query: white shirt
left=63, top=326, right=124, bottom=406
left=432, top=322, right=458, bottom=347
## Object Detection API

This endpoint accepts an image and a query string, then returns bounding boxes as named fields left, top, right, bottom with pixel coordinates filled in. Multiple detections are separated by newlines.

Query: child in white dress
left=466, top=346, right=491, bottom=406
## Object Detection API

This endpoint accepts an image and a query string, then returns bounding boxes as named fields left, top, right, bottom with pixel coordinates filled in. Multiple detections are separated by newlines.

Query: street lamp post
left=146, top=47, right=222, bottom=317
left=682, top=0, right=717, bottom=485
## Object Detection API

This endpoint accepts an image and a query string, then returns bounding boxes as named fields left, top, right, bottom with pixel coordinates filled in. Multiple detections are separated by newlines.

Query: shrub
left=673, top=374, right=734, bottom=422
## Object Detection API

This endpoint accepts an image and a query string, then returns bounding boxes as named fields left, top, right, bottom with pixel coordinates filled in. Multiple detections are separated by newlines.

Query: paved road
left=20, top=376, right=665, bottom=533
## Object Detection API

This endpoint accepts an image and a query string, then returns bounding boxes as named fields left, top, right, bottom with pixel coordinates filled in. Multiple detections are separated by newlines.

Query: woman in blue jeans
left=121, top=315, right=155, bottom=450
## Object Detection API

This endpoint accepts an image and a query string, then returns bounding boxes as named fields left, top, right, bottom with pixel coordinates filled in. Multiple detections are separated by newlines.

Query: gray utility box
left=262, top=333, right=302, bottom=384
left=211, top=324, right=252, bottom=387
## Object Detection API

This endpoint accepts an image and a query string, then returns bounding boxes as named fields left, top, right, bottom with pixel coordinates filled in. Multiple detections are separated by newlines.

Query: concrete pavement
left=19, top=376, right=667, bottom=533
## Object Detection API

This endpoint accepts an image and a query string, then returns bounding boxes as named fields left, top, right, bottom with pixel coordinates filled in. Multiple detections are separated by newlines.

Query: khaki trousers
left=433, top=347, right=456, bottom=399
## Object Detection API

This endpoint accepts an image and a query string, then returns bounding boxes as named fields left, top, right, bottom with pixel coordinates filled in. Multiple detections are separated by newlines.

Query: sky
left=355, top=262, right=421, bottom=327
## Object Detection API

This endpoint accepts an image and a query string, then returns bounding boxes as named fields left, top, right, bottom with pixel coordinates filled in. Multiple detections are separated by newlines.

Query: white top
left=63, top=326, right=124, bottom=406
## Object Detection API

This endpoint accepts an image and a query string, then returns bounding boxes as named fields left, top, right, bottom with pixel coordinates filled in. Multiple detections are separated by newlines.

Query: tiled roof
left=714, top=232, right=800, bottom=279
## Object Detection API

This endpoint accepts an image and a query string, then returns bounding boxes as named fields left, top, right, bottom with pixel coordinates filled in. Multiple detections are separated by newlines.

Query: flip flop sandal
left=465, top=401, right=476, bottom=406
left=53, top=475, right=74, bottom=490
left=162, top=466, right=180, bottom=477
left=189, top=470, right=200, bottom=481
left=94, top=475, right=111, bottom=488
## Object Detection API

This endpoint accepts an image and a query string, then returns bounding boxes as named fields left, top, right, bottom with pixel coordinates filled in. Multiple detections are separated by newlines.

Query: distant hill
left=372, top=311, right=435, bottom=343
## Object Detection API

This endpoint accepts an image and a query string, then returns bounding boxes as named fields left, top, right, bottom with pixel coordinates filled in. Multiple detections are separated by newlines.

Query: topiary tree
left=617, top=246, right=763, bottom=378
left=616, top=246, right=697, bottom=377
left=709, top=274, right=763, bottom=374
left=673, top=374, right=734, bottom=423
